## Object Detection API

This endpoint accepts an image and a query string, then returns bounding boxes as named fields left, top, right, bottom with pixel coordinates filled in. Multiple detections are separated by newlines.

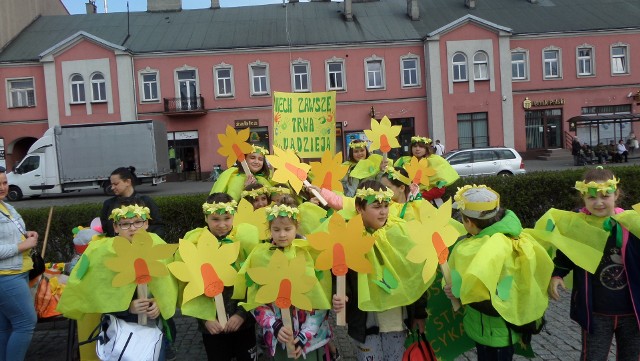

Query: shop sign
left=523, top=97, right=565, bottom=109
left=235, top=119, right=259, bottom=128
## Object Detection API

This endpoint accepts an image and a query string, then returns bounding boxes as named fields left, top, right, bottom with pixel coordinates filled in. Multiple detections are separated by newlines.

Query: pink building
left=1, top=0, right=639, bottom=179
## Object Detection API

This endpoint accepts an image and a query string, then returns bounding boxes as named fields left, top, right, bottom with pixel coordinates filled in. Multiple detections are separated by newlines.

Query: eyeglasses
left=117, top=220, right=146, bottom=230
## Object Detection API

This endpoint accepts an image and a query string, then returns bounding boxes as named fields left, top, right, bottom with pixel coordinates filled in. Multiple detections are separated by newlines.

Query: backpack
left=402, top=331, right=437, bottom=361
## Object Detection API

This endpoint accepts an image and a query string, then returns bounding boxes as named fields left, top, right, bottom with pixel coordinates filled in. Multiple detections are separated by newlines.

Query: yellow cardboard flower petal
left=217, top=125, right=254, bottom=168
left=363, top=116, right=401, bottom=153
left=310, top=151, right=349, bottom=192
left=233, top=199, right=269, bottom=240
left=267, top=146, right=311, bottom=193
left=404, top=156, right=437, bottom=186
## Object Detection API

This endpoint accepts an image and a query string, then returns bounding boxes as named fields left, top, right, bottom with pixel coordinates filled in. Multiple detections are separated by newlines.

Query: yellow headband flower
left=384, top=165, right=410, bottom=185
left=202, top=200, right=238, bottom=215
left=265, top=204, right=300, bottom=221
left=349, top=141, right=368, bottom=149
left=453, top=184, right=500, bottom=219
left=109, top=205, right=152, bottom=222
left=269, top=186, right=291, bottom=196
left=411, top=136, right=432, bottom=145
left=575, top=178, right=619, bottom=197
left=241, top=187, right=271, bottom=199
left=355, top=187, right=394, bottom=204
left=251, top=144, right=269, bottom=155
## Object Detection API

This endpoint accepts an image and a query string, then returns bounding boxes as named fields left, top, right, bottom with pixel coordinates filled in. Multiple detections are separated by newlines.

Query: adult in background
left=617, top=139, right=629, bottom=163
left=435, top=139, right=445, bottom=155
left=571, top=136, right=582, bottom=166
left=0, top=166, right=39, bottom=361
left=100, top=166, right=165, bottom=238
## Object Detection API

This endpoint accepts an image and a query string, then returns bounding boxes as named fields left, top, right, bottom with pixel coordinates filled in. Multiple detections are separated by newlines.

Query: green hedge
left=16, top=165, right=640, bottom=262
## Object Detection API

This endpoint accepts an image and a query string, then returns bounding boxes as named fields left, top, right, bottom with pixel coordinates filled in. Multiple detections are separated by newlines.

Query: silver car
left=444, top=147, right=526, bottom=176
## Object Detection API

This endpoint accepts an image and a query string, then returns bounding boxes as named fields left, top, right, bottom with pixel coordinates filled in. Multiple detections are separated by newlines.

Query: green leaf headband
left=251, top=144, right=269, bottom=155
left=202, top=200, right=238, bottom=215
left=241, top=187, right=271, bottom=199
left=265, top=204, right=300, bottom=221
left=384, top=165, right=410, bottom=185
left=109, top=205, right=152, bottom=222
left=411, top=136, right=432, bottom=145
left=349, top=141, right=368, bottom=149
left=269, top=186, right=292, bottom=196
left=355, top=187, right=394, bottom=204
left=574, top=178, right=619, bottom=197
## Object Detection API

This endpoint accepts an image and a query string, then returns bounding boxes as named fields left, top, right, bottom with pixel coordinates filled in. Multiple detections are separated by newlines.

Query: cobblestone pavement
left=26, top=294, right=618, bottom=361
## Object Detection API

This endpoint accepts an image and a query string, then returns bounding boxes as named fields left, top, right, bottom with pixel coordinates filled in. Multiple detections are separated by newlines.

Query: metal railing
left=163, top=96, right=205, bottom=114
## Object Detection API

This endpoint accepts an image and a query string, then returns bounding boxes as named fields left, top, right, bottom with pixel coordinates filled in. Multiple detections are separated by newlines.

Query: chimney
left=465, top=0, right=476, bottom=9
left=211, top=0, right=220, bottom=9
left=147, top=0, right=182, bottom=12
left=85, top=1, right=97, bottom=14
left=344, top=0, right=353, bottom=21
left=407, top=0, right=419, bottom=20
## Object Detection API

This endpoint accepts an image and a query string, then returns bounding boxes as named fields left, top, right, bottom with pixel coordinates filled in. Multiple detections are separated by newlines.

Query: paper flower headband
left=202, top=200, right=238, bottom=215
left=411, top=136, right=432, bottom=145
left=384, top=165, right=410, bottom=185
left=453, top=184, right=500, bottom=220
left=109, top=205, right=152, bottom=222
left=251, top=144, right=269, bottom=155
left=574, top=177, right=619, bottom=197
left=241, top=187, right=271, bottom=199
left=269, top=186, right=291, bottom=196
left=355, top=187, right=394, bottom=204
left=349, top=141, right=368, bottom=149
left=265, top=204, right=300, bottom=221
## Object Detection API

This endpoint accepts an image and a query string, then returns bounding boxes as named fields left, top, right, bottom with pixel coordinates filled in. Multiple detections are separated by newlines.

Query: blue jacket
left=0, top=201, right=27, bottom=271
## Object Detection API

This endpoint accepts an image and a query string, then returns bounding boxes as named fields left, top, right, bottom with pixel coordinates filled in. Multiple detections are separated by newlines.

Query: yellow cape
left=210, top=167, right=272, bottom=201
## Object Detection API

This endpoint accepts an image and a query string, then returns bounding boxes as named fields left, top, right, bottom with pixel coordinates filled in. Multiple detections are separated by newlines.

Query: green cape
left=210, top=167, right=272, bottom=201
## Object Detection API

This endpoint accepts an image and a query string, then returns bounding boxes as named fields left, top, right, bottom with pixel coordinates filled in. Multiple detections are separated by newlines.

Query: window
left=611, top=45, right=628, bottom=74
left=141, top=72, right=159, bottom=101
left=543, top=49, right=560, bottom=79
left=17, top=156, right=40, bottom=174
left=214, top=66, right=234, bottom=97
left=250, top=63, right=269, bottom=95
left=365, top=58, right=384, bottom=89
left=292, top=62, right=310, bottom=92
left=7, top=78, right=35, bottom=108
left=577, top=47, right=593, bottom=76
left=401, top=57, right=419, bottom=87
left=473, top=52, right=489, bottom=80
left=326, top=60, right=344, bottom=90
left=511, top=51, right=527, bottom=80
left=457, top=112, right=488, bottom=149
left=70, top=74, right=85, bottom=103
left=447, top=152, right=472, bottom=165
left=452, top=53, right=467, bottom=82
left=90, top=73, right=106, bottom=102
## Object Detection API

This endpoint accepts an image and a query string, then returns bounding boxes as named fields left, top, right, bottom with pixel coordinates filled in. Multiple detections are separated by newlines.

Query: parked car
left=444, top=147, right=526, bottom=177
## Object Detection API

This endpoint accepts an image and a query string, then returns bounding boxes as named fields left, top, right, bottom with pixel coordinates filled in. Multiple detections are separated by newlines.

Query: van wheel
left=7, top=186, right=23, bottom=201
left=103, top=182, right=114, bottom=196
left=498, top=171, right=513, bottom=176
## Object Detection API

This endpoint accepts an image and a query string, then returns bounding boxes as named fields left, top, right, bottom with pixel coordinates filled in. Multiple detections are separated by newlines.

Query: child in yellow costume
left=234, top=201, right=332, bottom=360
left=394, top=136, right=458, bottom=202
left=58, top=202, right=178, bottom=359
left=177, top=193, right=259, bottom=361
left=242, top=183, right=271, bottom=210
left=211, top=144, right=272, bottom=201
left=544, top=168, right=640, bottom=360
left=444, top=185, right=553, bottom=361
left=342, top=139, right=385, bottom=197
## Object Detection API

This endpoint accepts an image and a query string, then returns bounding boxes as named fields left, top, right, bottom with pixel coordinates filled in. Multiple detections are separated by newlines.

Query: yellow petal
left=167, top=262, right=191, bottom=282
left=290, top=292, right=313, bottom=311
left=112, top=268, right=135, bottom=287
left=254, top=282, right=279, bottom=304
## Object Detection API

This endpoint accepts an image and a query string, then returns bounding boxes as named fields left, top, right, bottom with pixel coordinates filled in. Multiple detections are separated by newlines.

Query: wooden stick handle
left=336, top=275, right=347, bottom=326
left=440, top=262, right=461, bottom=311
left=383, top=152, right=388, bottom=163
left=41, top=207, right=54, bottom=258
left=214, top=294, right=227, bottom=328
left=280, top=307, right=296, bottom=357
left=303, top=180, right=328, bottom=206
left=240, top=160, right=252, bottom=177
left=137, top=284, right=148, bottom=325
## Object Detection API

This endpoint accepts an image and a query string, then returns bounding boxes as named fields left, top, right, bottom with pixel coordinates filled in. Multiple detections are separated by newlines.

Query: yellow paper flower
left=233, top=199, right=269, bottom=240
left=363, top=116, right=401, bottom=153
left=109, top=205, right=151, bottom=222
left=265, top=204, right=299, bottom=221
left=355, top=187, right=394, bottom=204
left=406, top=199, right=461, bottom=282
left=267, top=146, right=311, bottom=193
left=307, top=213, right=374, bottom=276
left=574, top=177, right=619, bottom=196
left=202, top=200, right=237, bottom=215
left=240, top=187, right=271, bottom=199
left=251, top=144, right=269, bottom=155
left=404, top=156, right=437, bottom=186
left=168, top=230, right=239, bottom=304
left=247, top=250, right=318, bottom=310
left=411, top=136, right=432, bottom=145
left=310, top=150, right=349, bottom=192
left=217, top=125, right=254, bottom=169
left=104, top=230, right=178, bottom=287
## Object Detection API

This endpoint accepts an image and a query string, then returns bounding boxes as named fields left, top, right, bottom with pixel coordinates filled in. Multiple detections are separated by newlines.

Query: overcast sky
left=61, top=0, right=322, bottom=14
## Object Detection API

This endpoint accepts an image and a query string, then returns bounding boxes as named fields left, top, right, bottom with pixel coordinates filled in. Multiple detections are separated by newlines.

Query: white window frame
left=248, top=61, right=270, bottom=96
left=400, top=54, right=420, bottom=88
left=473, top=51, right=489, bottom=81
left=542, top=47, right=562, bottom=80
left=576, top=45, right=595, bottom=77
left=364, top=56, right=385, bottom=90
left=510, top=49, right=529, bottom=81
left=611, top=43, right=629, bottom=75
left=70, top=74, right=86, bottom=104
left=325, top=57, right=346, bottom=91
left=174, top=65, right=200, bottom=99
left=6, top=77, right=35, bottom=108
left=213, top=63, right=235, bottom=98
left=138, top=67, right=161, bottom=103
left=291, top=59, right=311, bottom=92
left=452, top=52, right=468, bottom=82
left=90, top=72, right=107, bottom=103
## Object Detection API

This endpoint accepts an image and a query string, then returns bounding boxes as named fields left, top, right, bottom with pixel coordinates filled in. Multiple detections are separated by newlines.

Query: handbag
left=83, top=314, right=163, bottom=361
left=0, top=209, right=44, bottom=280
left=403, top=330, right=437, bottom=361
